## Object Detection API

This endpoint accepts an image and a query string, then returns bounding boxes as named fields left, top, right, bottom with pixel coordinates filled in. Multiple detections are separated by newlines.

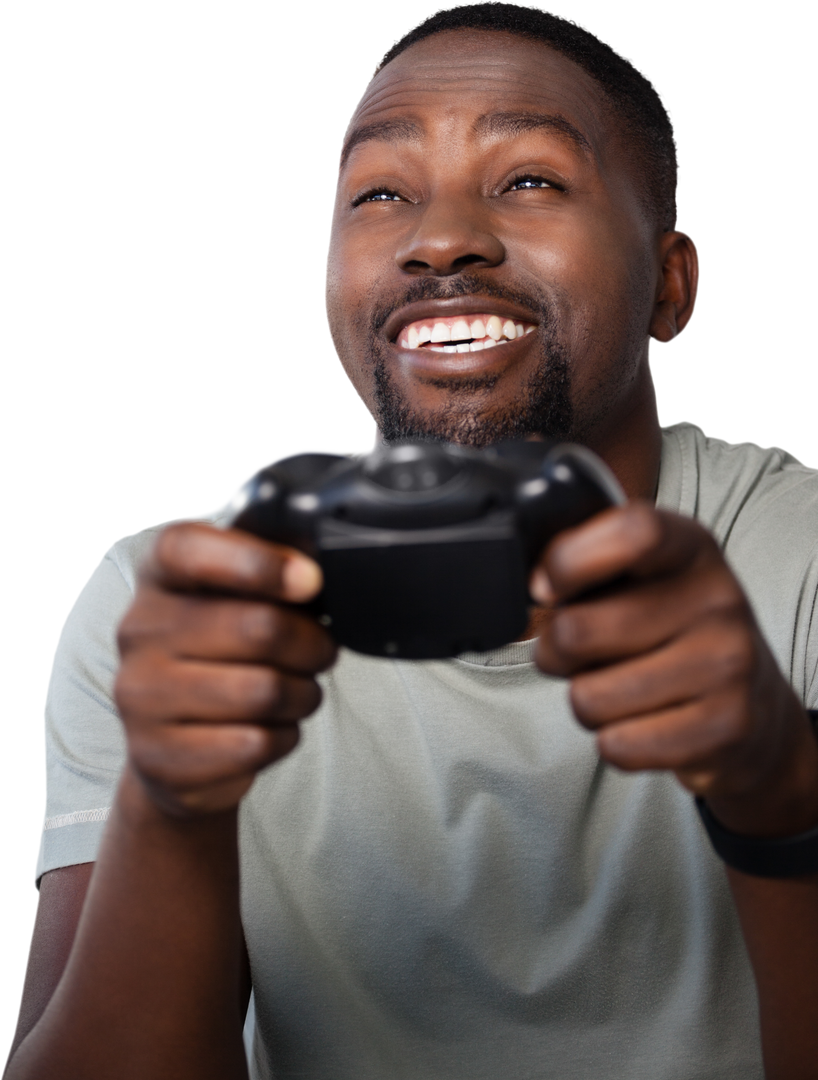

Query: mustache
left=369, top=273, right=553, bottom=334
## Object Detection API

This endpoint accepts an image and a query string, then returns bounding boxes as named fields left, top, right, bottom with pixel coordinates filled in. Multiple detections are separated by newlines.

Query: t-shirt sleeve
left=30, top=527, right=146, bottom=889
left=36, top=526, right=163, bottom=883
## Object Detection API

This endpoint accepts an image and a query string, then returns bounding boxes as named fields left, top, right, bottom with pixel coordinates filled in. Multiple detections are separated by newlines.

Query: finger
left=531, top=503, right=717, bottom=604
left=129, top=723, right=300, bottom=800
left=115, top=655, right=323, bottom=726
left=594, top=691, right=748, bottom=775
left=118, top=592, right=337, bottom=674
left=569, top=618, right=757, bottom=728
left=535, top=568, right=749, bottom=675
left=142, top=521, right=322, bottom=604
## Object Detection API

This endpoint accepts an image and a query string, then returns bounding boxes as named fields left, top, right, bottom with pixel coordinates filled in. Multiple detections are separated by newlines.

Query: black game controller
left=228, top=440, right=625, bottom=659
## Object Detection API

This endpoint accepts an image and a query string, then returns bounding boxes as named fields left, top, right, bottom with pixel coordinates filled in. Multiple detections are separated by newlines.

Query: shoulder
left=659, top=423, right=818, bottom=545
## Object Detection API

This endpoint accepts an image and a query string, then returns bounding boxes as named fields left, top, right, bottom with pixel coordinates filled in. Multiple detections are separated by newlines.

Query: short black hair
left=377, top=3, right=677, bottom=230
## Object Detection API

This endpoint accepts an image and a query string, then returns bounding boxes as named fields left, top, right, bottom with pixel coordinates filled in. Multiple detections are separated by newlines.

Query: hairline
left=373, top=23, right=676, bottom=231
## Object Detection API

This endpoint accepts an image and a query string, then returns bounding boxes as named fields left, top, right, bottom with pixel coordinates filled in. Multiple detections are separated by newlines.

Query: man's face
left=326, top=30, right=662, bottom=453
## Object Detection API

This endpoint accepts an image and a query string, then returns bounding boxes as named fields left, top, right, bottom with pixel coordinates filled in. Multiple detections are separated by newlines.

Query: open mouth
left=397, top=313, right=536, bottom=354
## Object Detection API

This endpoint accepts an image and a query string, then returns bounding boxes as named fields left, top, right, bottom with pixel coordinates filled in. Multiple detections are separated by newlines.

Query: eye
left=505, top=174, right=564, bottom=193
left=352, top=187, right=404, bottom=207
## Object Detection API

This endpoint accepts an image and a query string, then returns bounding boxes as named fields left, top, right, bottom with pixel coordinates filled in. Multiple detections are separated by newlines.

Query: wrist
left=117, top=762, right=241, bottom=841
left=702, top=705, right=818, bottom=843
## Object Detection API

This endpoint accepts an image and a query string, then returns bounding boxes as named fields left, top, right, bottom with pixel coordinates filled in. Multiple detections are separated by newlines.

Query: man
left=6, top=5, right=818, bottom=1078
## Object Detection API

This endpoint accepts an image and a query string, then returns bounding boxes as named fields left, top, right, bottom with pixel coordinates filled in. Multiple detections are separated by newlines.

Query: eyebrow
left=339, top=109, right=593, bottom=171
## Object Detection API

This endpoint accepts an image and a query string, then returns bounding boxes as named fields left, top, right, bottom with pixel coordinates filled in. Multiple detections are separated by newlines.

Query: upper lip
left=383, top=296, right=540, bottom=344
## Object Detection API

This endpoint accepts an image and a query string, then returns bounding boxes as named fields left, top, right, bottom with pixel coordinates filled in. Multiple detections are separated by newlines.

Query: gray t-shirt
left=36, top=424, right=818, bottom=1079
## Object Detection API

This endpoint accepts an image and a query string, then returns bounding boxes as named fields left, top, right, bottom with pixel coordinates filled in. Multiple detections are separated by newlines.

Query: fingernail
left=282, top=555, right=322, bottom=601
left=530, top=570, right=556, bottom=605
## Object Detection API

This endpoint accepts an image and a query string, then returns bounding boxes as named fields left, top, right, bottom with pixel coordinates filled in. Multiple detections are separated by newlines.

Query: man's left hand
left=531, top=502, right=818, bottom=838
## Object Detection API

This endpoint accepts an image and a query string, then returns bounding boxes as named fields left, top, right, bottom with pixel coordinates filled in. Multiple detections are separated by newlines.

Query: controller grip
left=518, top=445, right=626, bottom=562
left=229, top=453, right=347, bottom=552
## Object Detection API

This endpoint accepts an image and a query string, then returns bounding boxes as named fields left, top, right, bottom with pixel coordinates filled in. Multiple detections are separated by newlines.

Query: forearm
left=6, top=766, right=249, bottom=1080
left=707, top=711, right=818, bottom=1079
left=727, top=869, right=818, bottom=1079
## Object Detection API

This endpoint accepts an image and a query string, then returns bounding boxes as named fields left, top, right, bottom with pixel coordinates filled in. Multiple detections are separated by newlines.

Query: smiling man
left=6, top=6, right=818, bottom=1080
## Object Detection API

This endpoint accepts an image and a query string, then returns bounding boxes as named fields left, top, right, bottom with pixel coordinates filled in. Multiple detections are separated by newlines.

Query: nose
left=395, top=193, right=505, bottom=276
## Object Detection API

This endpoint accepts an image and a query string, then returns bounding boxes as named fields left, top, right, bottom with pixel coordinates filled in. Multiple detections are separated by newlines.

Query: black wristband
left=695, top=709, right=818, bottom=878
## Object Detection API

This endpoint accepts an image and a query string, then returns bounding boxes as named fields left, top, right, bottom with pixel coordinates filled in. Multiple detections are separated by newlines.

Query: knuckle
left=235, top=665, right=314, bottom=719
left=233, top=665, right=281, bottom=714
left=151, top=522, right=192, bottom=572
left=262, top=672, right=322, bottom=720
left=706, top=694, right=749, bottom=750
left=116, top=599, right=162, bottom=656
left=116, top=611, right=141, bottom=655
left=114, top=660, right=153, bottom=719
left=303, top=679, right=323, bottom=716
left=128, top=730, right=177, bottom=786
left=112, top=668, right=131, bottom=715
left=569, top=676, right=599, bottom=721
left=623, top=502, right=666, bottom=557
left=314, top=631, right=339, bottom=672
left=712, top=631, right=756, bottom=685
left=703, top=570, right=747, bottom=617
left=630, top=501, right=663, bottom=542
left=553, top=609, right=590, bottom=655
left=239, top=603, right=291, bottom=655
left=534, top=632, right=572, bottom=677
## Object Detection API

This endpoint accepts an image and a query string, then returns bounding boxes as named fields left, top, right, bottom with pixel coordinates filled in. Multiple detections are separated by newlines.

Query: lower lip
left=393, top=333, right=536, bottom=378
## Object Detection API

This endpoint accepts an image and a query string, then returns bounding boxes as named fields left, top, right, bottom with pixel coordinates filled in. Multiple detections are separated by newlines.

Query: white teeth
left=486, top=315, right=502, bottom=340
left=402, top=315, right=536, bottom=351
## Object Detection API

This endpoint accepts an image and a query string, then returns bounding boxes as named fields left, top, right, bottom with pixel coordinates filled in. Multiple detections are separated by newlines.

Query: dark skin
left=6, top=30, right=818, bottom=1080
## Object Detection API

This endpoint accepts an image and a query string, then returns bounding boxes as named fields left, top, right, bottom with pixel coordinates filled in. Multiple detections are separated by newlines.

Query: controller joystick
left=228, top=439, right=625, bottom=659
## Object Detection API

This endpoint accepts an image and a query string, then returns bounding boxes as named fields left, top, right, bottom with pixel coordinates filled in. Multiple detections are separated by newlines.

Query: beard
left=365, top=274, right=575, bottom=449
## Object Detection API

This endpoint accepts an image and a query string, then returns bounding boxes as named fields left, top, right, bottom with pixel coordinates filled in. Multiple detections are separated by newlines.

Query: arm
left=707, top=717, right=818, bottom=1079
left=7, top=862, right=253, bottom=1069
left=532, top=502, right=818, bottom=1080
left=6, top=791, right=251, bottom=1080
left=5, top=522, right=335, bottom=1080
left=725, top=868, right=818, bottom=1078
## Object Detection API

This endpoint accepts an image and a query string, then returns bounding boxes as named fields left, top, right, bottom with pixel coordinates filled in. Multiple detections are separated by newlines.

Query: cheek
left=542, top=211, right=652, bottom=338
left=327, top=225, right=387, bottom=341
left=325, top=228, right=381, bottom=400
left=325, top=249, right=346, bottom=353
left=504, top=204, right=632, bottom=318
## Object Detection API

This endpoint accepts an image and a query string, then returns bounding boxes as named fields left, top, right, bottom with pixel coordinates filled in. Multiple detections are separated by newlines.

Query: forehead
left=345, top=30, right=617, bottom=163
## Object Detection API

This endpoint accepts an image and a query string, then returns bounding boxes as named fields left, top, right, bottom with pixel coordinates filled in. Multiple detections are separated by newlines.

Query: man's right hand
left=114, top=521, right=337, bottom=818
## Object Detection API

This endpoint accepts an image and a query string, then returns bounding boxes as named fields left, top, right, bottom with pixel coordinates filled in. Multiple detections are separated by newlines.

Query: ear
left=650, top=232, right=699, bottom=343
